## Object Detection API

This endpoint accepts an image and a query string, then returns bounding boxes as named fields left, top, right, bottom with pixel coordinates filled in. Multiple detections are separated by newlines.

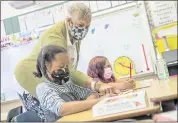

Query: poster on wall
left=18, top=16, right=27, bottom=32
left=145, top=1, right=177, bottom=28
left=97, top=1, right=111, bottom=10
left=1, top=30, right=40, bottom=51
left=89, top=1, right=98, bottom=12
left=25, top=13, right=37, bottom=31
left=36, top=8, right=54, bottom=28
left=1, top=21, right=6, bottom=36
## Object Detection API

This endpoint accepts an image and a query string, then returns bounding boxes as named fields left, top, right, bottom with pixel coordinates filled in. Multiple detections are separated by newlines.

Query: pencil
left=130, top=62, right=132, bottom=79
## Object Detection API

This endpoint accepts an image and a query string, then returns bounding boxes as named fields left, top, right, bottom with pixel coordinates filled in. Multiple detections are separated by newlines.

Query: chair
left=13, top=111, right=43, bottom=122
left=17, top=92, right=45, bottom=121
left=6, top=106, right=23, bottom=122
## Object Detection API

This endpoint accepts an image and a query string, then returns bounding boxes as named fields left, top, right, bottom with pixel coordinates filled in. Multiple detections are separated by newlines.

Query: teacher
left=14, top=3, right=119, bottom=97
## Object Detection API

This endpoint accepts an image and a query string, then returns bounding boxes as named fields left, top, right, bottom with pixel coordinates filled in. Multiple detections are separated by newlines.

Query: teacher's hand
left=97, top=82, right=120, bottom=96
left=111, top=79, right=135, bottom=90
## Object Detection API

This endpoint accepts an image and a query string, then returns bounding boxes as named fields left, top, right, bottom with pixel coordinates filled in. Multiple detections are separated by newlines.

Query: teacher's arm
left=70, top=69, right=120, bottom=95
left=70, top=69, right=92, bottom=88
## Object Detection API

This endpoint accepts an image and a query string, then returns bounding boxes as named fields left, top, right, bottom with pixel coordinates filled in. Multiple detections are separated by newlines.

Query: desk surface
left=58, top=76, right=177, bottom=122
left=149, top=76, right=177, bottom=102
left=58, top=81, right=161, bottom=122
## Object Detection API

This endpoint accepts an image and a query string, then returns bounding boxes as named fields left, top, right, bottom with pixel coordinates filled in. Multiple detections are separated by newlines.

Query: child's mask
left=103, top=67, right=113, bottom=80
left=51, top=68, right=70, bottom=85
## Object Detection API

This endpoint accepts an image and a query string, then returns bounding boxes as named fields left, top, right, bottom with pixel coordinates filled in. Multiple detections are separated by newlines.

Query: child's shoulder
left=36, top=81, right=56, bottom=90
left=36, top=82, right=48, bottom=90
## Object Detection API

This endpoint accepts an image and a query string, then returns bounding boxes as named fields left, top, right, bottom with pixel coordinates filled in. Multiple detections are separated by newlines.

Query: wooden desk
left=58, top=77, right=177, bottom=122
left=148, top=76, right=177, bottom=102
left=58, top=81, right=160, bottom=122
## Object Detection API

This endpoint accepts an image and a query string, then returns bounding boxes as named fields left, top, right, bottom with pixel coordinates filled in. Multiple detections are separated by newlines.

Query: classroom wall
left=1, top=1, right=177, bottom=102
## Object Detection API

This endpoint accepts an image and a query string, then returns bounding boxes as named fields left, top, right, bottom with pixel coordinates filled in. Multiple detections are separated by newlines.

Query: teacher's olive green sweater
left=14, top=20, right=90, bottom=97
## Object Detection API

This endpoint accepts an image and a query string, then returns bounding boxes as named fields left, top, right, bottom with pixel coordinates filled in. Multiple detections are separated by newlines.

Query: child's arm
left=60, top=99, right=100, bottom=116
left=86, top=92, right=100, bottom=100
left=36, top=83, right=100, bottom=117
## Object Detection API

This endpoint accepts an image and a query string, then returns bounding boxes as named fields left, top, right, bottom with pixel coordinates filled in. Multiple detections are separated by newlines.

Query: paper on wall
left=40, top=8, right=54, bottom=27
left=25, top=13, right=37, bottom=31
left=18, top=16, right=27, bottom=32
left=146, top=1, right=177, bottom=27
left=51, top=5, right=65, bottom=23
left=119, top=1, right=127, bottom=5
left=89, top=1, right=98, bottom=12
left=97, top=1, right=111, bottom=10
left=1, top=21, right=6, bottom=36
left=111, top=1, right=119, bottom=7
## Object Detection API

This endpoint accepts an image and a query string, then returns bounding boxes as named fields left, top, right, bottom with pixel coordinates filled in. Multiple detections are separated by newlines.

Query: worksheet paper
left=92, top=90, right=146, bottom=117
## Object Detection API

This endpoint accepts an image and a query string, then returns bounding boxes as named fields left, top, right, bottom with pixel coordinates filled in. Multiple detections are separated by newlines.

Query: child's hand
left=123, top=80, right=135, bottom=89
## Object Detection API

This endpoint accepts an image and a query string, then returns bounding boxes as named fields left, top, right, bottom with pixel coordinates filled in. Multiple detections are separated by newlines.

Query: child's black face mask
left=51, top=68, right=70, bottom=85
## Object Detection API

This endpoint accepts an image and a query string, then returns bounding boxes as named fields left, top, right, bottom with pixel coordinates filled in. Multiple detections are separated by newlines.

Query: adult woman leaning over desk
left=14, top=3, right=120, bottom=97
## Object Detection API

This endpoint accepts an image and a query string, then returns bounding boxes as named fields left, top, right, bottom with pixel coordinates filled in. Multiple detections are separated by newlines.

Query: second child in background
left=87, top=56, right=177, bottom=112
left=87, top=56, right=135, bottom=92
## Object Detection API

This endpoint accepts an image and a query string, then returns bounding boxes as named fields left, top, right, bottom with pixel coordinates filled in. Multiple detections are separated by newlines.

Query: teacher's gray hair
left=67, top=3, right=91, bottom=21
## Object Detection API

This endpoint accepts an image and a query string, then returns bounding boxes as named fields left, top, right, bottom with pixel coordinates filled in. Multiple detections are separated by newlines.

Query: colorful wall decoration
left=152, top=22, right=177, bottom=56
left=1, top=30, right=40, bottom=51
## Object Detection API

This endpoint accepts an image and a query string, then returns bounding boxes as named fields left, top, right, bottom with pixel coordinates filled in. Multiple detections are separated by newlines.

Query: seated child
left=87, top=56, right=135, bottom=90
left=88, top=56, right=176, bottom=112
left=34, top=45, right=104, bottom=121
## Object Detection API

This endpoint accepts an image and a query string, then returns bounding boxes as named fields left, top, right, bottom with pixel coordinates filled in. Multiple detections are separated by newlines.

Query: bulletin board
left=145, top=1, right=177, bottom=55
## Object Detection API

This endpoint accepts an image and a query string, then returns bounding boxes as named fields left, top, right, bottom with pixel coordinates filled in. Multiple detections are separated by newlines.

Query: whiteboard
left=1, top=40, right=38, bottom=101
left=77, top=2, right=156, bottom=78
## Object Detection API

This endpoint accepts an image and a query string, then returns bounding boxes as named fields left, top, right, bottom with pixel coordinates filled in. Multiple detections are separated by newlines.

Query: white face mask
left=103, top=67, right=113, bottom=79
